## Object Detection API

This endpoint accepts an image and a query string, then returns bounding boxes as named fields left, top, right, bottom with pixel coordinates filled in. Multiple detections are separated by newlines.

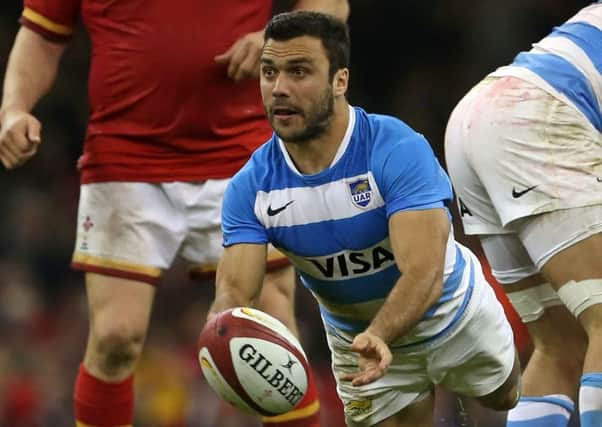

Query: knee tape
left=507, top=282, right=562, bottom=323
left=557, top=279, right=602, bottom=318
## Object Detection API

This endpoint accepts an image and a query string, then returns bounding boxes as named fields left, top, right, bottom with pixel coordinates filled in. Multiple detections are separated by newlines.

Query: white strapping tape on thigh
left=507, top=282, right=562, bottom=323
left=557, top=279, right=602, bottom=318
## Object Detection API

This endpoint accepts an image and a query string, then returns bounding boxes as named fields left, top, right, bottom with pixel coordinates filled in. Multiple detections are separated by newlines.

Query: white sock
left=580, top=373, right=602, bottom=427
left=506, top=395, right=573, bottom=427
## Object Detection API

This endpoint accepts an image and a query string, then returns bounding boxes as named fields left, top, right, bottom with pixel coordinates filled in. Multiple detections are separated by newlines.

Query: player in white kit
left=209, top=11, right=521, bottom=427
left=445, top=3, right=602, bottom=426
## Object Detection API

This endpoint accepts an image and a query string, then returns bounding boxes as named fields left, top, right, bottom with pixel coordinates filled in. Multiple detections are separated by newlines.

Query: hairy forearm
left=367, top=269, right=443, bottom=344
left=210, top=286, right=259, bottom=316
left=210, top=271, right=264, bottom=317
left=1, top=27, right=66, bottom=114
left=293, top=0, right=350, bottom=20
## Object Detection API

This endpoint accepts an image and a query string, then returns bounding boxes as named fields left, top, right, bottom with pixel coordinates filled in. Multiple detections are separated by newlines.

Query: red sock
left=74, top=363, right=134, bottom=427
left=262, top=364, right=320, bottom=427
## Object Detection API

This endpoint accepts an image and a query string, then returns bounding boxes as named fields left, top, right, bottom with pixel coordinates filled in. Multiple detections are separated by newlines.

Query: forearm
left=367, top=269, right=443, bottom=344
left=1, top=27, right=66, bottom=114
left=210, top=284, right=261, bottom=316
left=293, top=0, right=349, bottom=20
left=210, top=245, right=267, bottom=317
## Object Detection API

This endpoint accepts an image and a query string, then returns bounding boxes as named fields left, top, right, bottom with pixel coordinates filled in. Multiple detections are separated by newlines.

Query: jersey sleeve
left=373, top=132, right=453, bottom=218
left=20, top=0, right=81, bottom=42
left=222, top=176, right=269, bottom=247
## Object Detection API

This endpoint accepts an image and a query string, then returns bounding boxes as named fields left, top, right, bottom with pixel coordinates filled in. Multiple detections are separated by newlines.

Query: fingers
left=0, top=113, right=41, bottom=169
left=234, top=54, right=260, bottom=82
left=26, top=116, right=41, bottom=144
left=350, top=334, right=374, bottom=353
left=340, top=333, right=393, bottom=386
left=214, top=32, right=263, bottom=82
left=339, top=359, right=389, bottom=386
left=214, top=47, right=233, bottom=65
left=227, top=42, right=250, bottom=82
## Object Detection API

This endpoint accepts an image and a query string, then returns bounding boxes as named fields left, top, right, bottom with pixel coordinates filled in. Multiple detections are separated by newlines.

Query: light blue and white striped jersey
left=223, top=106, right=480, bottom=347
left=491, top=2, right=602, bottom=131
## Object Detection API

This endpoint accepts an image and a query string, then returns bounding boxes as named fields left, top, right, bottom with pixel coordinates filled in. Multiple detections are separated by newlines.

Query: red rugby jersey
left=21, top=0, right=273, bottom=183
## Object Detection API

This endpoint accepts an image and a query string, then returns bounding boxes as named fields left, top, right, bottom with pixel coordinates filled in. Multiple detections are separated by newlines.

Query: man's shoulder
left=353, top=108, right=424, bottom=152
left=361, top=110, right=418, bottom=139
left=354, top=108, right=427, bottom=161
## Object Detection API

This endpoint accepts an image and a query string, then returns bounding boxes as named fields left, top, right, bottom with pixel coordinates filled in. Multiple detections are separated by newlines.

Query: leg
left=75, top=273, right=156, bottom=427
left=475, top=350, right=521, bottom=411
left=511, top=204, right=602, bottom=426
left=540, top=233, right=602, bottom=373
left=71, top=182, right=182, bottom=427
left=480, top=234, right=584, bottom=426
left=374, top=394, right=434, bottom=427
left=83, top=273, right=155, bottom=381
left=539, top=232, right=602, bottom=427
left=504, top=275, right=586, bottom=400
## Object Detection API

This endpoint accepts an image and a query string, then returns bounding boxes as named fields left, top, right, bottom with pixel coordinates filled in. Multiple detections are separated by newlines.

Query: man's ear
left=333, top=68, right=349, bottom=96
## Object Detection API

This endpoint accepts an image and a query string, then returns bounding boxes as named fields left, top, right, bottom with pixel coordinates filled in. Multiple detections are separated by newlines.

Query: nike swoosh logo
left=267, top=200, right=294, bottom=216
left=512, top=185, right=538, bottom=199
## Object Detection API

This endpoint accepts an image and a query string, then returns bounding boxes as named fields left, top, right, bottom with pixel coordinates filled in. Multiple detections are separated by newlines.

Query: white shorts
left=71, top=181, right=287, bottom=284
left=445, top=76, right=602, bottom=235
left=326, top=269, right=515, bottom=427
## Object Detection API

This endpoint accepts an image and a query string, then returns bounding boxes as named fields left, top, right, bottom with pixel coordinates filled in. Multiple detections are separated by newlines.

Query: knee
left=89, top=319, right=146, bottom=376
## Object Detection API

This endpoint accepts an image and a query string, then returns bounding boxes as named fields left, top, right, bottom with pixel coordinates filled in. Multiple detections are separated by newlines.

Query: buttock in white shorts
left=445, top=76, right=602, bottom=236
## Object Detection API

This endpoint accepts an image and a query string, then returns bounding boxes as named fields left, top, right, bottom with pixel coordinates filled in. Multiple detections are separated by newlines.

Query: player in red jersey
left=0, top=1, right=349, bottom=426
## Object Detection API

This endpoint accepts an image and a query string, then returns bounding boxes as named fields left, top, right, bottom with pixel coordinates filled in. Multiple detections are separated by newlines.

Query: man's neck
left=283, top=101, right=350, bottom=175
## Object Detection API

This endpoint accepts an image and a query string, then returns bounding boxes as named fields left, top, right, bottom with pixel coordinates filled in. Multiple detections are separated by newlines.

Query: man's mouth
left=272, top=106, right=300, bottom=119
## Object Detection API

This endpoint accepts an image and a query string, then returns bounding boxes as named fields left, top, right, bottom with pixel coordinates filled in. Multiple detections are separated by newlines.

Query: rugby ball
left=198, top=307, right=309, bottom=416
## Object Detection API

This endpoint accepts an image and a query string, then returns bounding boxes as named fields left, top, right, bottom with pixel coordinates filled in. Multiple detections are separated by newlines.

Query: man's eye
left=293, top=68, right=306, bottom=76
left=262, top=67, right=275, bottom=77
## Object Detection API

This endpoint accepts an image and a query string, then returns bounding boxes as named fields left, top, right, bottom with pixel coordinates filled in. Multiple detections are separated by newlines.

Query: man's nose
left=272, top=74, right=290, bottom=96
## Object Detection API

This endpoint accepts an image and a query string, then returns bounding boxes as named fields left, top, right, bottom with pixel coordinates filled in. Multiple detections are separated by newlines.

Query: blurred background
left=0, top=1, right=591, bottom=426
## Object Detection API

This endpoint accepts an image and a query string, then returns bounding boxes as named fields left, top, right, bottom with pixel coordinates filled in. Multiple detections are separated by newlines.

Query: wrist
left=0, top=104, right=27, bottom=121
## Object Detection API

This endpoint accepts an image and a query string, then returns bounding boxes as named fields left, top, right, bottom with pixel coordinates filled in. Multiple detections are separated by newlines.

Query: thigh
left=72, top=182, right=186, bottom=284
left=534, top=221, right=602, bottom=285
left=86, top=272, right=156, bottom=335
left=325, top=328, right=432, bottom=427
left=181, top=179, right=229, bottom=267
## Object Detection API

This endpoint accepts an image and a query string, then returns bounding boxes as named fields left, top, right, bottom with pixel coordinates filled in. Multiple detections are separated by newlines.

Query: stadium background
left=0, top=1, right=590, bottom=426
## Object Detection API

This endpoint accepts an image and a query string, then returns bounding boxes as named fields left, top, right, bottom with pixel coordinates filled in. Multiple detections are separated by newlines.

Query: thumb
left=214, top=47, right=233, bottom=64
left=26, top=117, right=41, bottom=144
left=351, top=334, right=371, bottom=352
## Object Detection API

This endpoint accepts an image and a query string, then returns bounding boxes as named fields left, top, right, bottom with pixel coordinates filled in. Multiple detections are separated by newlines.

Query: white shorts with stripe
left=325, top=257, right=515, bottom=427
left=71, top=181, right=287, bottom=284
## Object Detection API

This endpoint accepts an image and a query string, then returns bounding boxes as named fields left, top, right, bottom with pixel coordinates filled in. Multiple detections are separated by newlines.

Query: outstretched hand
left=340, top=330, right=392, bottom=386
left=214, top=30, right=264, bottom=82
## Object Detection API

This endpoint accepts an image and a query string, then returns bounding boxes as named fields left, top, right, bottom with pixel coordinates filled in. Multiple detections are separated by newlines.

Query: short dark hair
left=264, top=11, right=350, bottom=79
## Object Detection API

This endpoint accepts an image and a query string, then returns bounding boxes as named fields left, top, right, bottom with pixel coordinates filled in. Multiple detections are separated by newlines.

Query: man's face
left=260, top=36, right=335, bottom=143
